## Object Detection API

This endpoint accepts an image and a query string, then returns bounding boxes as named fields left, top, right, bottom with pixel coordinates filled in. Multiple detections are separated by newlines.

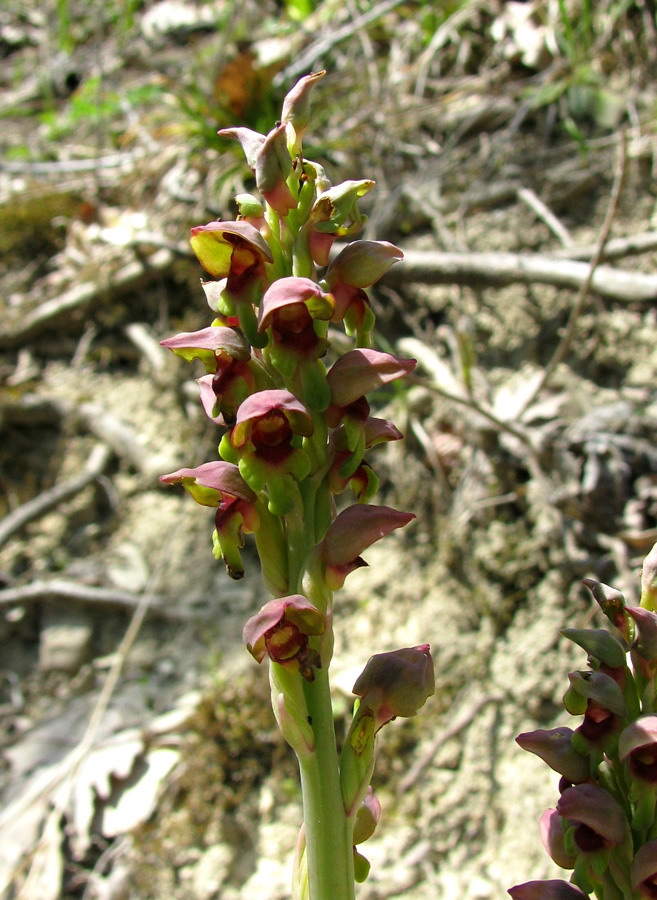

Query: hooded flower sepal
left=582, top=578, right=633, bottom=643
left=159, top=462, right=259, bottom=579
left=160, top=326, right=255, bottom=424
left=226, top=389, right=313, bottom=513
left=618, top=716, right=657, bottom=828
left=258, top=276, right=334, bottom=409
left=326, top=349, right=415, bottom=476
left=321, top=504, right=415, bottom=590
left=281, top=70, right=326, bottom=156
left=324, top=240, right=403, bottom=343
left=352, top=644, right=435, bottom=731
left=218, top=124, right=297, bottom=217
left=561, top=628, right=628, bottom=669
left=515, top=727, right=590, bottom=785
left=256, top=123, right=298, bottom=217
left=160, top=325, right=250, bottom=371
left=189, top=220, right=273, bottom=347
left=508, top=881, right=589, bottom=900
left=244, top=594, right=325, bottom=678
left=340, top=646, right=433, bottom=817
left=557, top=784, right=630, bottom=861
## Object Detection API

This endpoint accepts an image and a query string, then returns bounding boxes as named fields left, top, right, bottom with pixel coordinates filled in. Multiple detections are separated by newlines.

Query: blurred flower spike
left=321, top=504, right=415, bottom=590
left=243, top=594, right=325, bottom=680
left=352, top=644, right=435, bottom=730
left=159, top=461, right=259, bottom=579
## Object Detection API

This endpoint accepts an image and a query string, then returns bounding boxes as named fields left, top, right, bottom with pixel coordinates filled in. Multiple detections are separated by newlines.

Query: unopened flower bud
left=352, top=786, right=382, bottom=845
left=539, top=808, right=576, bottom=869
left=352, top=644, right=435, bottom=728
left=516, top=727, right=590, bottom=784
left=281, top=70, right=326, bottom=154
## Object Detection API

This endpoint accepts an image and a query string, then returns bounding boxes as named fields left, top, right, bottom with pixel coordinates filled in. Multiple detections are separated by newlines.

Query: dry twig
left=0, top=445, right=111, bottom=551
left=384, top=245, right=656, bottom=302
left=516, top=134, right=628, bottom=418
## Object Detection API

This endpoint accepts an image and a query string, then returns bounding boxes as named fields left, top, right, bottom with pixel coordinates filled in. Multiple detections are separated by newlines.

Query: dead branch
left=0, top=579, right=182, bottom=617
left=553, top=230, right=657, bottom=261
left=0, top=445, right=111, bottom=551
left=517, top=134, right=628, bottom=417
left=397, top=692, right=504, bottom=794
left=0, top=248, right=174, bottom=350
left=384, top=248, right=657, bottom=302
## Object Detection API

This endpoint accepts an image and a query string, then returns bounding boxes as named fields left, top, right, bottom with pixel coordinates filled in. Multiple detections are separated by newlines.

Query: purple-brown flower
left=159, top=461, right=259, bottom=578
left=539, top=808, right=576, bottom=869
left=258, top=276, right=334, bottom=361
left=160, top=325, right=254, bottom=423
left=225, top=389, right=314, bottom=512
left=231, top=389, right=313, bottom=461
left=324, top=240, right=403, bottom=334
left=556, top=783, right=629, bottom=853
left=619, top=715, right=657, bottom=782
left=326, top=349, right=416, bottom=420
left=321, top=504, right=415, bottom=589
left=325, top=349, right=415, bottom=476
left=508, top=881, right=588, bottom=900
left=243, top=594, right=325, bottom=680
left=631, top=840, right=657, bottom=898
left=190, top=220, right=272, bottom=283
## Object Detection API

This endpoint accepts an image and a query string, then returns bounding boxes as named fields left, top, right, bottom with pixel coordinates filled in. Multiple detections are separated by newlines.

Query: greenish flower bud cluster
left=511, top=542, right=657, bottom=900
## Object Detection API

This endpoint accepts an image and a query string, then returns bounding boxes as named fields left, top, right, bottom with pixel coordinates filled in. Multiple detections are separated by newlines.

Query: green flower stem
left=299, top=665, right=355, bottom=900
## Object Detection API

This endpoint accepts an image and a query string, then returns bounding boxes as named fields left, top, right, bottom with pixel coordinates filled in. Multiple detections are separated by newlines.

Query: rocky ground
left=1, top=1, right=657, bottom=898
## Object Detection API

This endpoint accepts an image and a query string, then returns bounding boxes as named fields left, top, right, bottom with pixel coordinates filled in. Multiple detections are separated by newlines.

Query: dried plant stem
left=516, top=134, right=628, bottom=420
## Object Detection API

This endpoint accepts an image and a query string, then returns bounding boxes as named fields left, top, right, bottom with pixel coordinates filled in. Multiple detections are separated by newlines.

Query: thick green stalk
left=299, top=666, right=355, bottom=900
